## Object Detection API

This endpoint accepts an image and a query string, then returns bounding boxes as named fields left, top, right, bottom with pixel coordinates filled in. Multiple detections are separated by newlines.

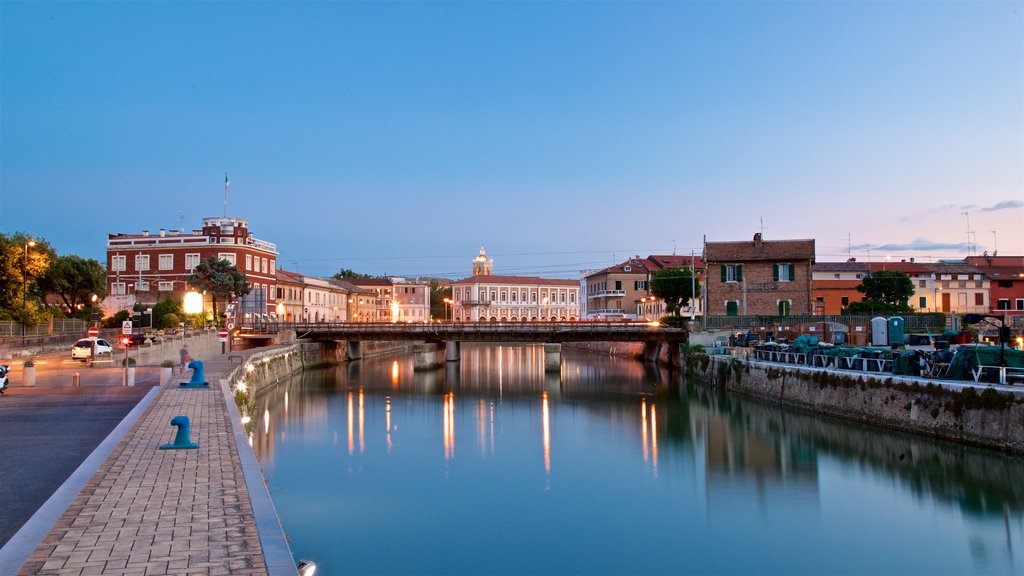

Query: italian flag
left=224, top=173, right=230, bottom=189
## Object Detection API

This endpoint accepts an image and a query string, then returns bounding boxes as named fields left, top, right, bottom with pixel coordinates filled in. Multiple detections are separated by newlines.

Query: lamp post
left=22, top=240, right=36, bottom=343
left=183, top=290, right=203, bottom=338
left=443, top=298, right=452, bottom=322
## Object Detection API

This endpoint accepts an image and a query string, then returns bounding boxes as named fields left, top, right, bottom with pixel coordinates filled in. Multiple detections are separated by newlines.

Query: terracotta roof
left=926, top=262, right=985, bottom=275
left=586, top=254, right=704, bottom=279
left=705, top=238, right=815, bottom=262
left=864, top=261, right=931, bottom=274
left=328, top=278, right=375, bottom=294
left=349, top=278, right=393, bottom=287
left=964, top=256, right=1024, bottom=278
left=276, top=269, right=305, bottom=282
left=452, top=274, right=580, bottom=287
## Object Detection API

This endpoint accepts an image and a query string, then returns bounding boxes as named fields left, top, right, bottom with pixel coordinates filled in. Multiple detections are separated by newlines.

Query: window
left=634, top=280, right=646, bottom=290
left=975, top=293, right=984, bottom=306
left=159, top=254, right=173, bottom=270
left=511, top=292, right=517, bottom=302
left=136, top=281, right=149, bottom=291
left=997, top=299, right=1010, bottom=310
left=501, top=291, right=507, bottom=301
left=841, top=296, right=850, bottom=307
left=615, top=280, right=622, bottom=291
left=1016, top=299, right=1024, bottom=311
left=270, top=260, right=276, bottom=274
left=773, top=264, right=794, bottom=282
left=997, top=280, right=1013, bottom=288
left=834, top=274, right=840, bottom=279
left=975, top=281, right=983, bottom=288
left=725, top=301, right=739, bottom=316
left=561, top=293, right=566, bottom=303
left=159, top=281, right=174, bottom=291
left=262, top=258, right=268, bottom=274
left=942, top=281, right=950, bottom=289
left=919, top=296, right=927, bottom=309
left=777, top=300, right=791, bottom=316
left=111, top=255, right=126, bottom=272
left=185, top=253, right=200, bottom=269
left=721, top=265, right=743, bottom=283
left=135, top=254, right=150, bottom=271
left=919, top=280, right=927, bottom=288
left=490, top=291, right=496, bottom=301
left=111, top=282, right=126, bottom=295
left=246, top=255, right=252, bottom=270
left=218, top=253, right=236, bottom=266
left=958, top=281, right=967, bottom=288
left=570, top=293, right=575, bottom=303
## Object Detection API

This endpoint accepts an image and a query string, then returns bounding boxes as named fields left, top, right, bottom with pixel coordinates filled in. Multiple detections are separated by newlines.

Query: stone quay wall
left=688, top=354, right=1024, bottom=454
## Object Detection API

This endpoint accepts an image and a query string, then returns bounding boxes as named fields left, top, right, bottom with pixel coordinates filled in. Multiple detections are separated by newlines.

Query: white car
left=72, top=338, right=113, bottom=361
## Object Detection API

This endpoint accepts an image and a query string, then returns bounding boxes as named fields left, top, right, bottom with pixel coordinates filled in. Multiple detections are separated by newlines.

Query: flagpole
left=223, top=173, right=229, bottom=217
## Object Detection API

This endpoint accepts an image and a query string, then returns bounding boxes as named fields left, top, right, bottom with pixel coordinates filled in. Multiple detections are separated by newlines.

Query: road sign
left=122, top=321, right=133, bottom=335
left=227, top=322, right=235, bottom=330
left=88, top=326, right=99, bottom=337
left=218, top=328, right=229, bottom=342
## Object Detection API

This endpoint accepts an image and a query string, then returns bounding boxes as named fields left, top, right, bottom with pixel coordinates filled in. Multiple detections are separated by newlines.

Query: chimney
left=753, top=233, right=763, bottom=247
left=142, top=230, right=149, bottom=237
left=159, top=229, right=166, bottom=237
left=910, top=257, right=915, bottom=263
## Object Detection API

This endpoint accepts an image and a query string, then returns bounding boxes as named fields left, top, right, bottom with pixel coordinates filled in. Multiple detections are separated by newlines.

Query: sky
left=2, top=1, right=1021, bottom=280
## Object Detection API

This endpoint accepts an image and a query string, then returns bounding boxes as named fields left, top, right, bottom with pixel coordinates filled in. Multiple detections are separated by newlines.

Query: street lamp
left=443, top=297, right=452, bottom=322
left=22, top=240, right=35, bottom=343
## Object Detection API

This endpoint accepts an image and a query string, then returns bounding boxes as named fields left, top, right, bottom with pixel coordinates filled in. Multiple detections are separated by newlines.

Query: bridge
left=240, top=321, right=689, bottom=370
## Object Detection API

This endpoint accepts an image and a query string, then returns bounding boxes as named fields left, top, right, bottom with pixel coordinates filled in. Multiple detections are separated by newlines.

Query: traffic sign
left=227, top=322, right=235, bottom=330
left=218, top=328, right=229, bottom=342
left=88, top=326, right=99, bottom=337
left=122, top=321, right=133, bottom=335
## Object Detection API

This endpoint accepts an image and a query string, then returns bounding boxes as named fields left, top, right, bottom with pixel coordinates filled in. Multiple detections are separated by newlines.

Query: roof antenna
left=760, top=216, right=765, bottom=238
left=178, top=210, right=185, bottom=232
left=672, top=240, right=676, bottom=255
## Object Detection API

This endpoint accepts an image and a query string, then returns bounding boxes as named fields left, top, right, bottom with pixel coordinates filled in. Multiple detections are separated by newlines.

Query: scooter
left=0, top=364, right=9, bottom=395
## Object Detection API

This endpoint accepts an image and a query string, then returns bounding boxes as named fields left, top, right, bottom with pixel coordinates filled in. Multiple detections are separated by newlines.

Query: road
left=0, top=350, right=160, bottom=548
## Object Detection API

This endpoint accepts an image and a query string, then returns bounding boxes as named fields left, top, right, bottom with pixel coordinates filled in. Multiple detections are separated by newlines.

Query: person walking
left=179, top=346, right=190, bottom=372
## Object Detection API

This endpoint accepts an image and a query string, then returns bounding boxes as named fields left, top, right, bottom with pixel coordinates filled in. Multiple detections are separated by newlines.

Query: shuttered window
left=725, top=301, right=738, bottom=316
left=721, top=265, right=743, bottom=283
left=773, top=264, right=795, bottom=282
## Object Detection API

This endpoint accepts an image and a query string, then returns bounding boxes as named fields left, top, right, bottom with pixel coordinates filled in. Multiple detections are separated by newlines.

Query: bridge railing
left=242, top=320, right=681, bottom=335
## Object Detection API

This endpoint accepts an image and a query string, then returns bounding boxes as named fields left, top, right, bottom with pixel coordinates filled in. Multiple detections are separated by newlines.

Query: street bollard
left=179, top=359, right=209, bottom=388
left=72, top=372, right=80, bottom=387
left=159, top=415, right=199, bottom=449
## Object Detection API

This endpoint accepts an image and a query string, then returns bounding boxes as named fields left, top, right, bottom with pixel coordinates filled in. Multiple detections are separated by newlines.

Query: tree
left=650, top=267, right=701, bottom=317
left=0, top=232, right=56, bottom=322
left=151, top=296, right=184, bottom=329
left=37, top=255, right=108, bottom=316
left=429, top=281, right=452, bottom=319
left=333, top=268, right=372, bottom=280
left=186, top=257, right=251, bottom=322
left=855, top=271, right=915, bottom=312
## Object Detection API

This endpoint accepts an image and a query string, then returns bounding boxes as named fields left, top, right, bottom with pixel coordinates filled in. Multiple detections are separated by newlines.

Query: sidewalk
left=8, top=347, right=293, bottom=575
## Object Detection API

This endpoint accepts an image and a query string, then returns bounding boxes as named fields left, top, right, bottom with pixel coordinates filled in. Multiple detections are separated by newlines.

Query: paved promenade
left=2, top=344, right=296, bottom=576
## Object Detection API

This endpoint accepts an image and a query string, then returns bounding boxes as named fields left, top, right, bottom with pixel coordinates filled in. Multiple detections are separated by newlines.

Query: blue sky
left=2, top=1, right=1021, bottom=279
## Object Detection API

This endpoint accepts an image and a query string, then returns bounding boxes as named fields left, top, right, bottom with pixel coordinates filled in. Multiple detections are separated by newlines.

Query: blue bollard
left=179, top=359, right=209, bottom=388
left=160, top=415, right=199, bottom=449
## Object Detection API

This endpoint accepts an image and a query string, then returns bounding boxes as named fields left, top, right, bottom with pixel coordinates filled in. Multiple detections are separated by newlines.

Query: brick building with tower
left=104, top=216, right=278, bottom=319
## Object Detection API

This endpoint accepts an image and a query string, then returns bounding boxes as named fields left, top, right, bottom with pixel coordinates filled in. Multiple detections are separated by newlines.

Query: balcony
left=587, top=290, right=626, bottom=299
left=589, top=309, right=626, bottom=315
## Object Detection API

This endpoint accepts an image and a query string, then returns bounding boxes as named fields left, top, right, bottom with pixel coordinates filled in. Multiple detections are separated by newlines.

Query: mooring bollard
left=72, top=372, right=80, bottom=387
left=179, top=359, right=209, bottom=388
left=160, top=415, right=199, bottom=450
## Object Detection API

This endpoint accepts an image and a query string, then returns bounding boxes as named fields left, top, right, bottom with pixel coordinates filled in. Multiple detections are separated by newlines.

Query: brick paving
left=17, top=377, right=268, bottom=575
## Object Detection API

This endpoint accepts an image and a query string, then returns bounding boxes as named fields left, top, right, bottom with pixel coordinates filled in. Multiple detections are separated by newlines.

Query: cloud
left=849, top=238, right=968, bottom=252
left=978, top=200, right=1023, bottom=212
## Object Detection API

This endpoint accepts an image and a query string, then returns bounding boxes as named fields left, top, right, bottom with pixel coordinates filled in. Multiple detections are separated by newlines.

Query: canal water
left=252, top=344, right=1024, bottom=575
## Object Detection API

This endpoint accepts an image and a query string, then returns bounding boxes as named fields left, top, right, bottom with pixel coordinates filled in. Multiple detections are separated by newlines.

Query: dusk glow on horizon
left=2, top=1, right=1021, bottom=278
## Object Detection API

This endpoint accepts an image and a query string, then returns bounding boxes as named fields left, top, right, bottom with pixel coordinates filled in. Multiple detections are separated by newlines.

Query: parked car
left=72, top=338, right=113, bottom=361
left=123, top=333, right=147, bottom=347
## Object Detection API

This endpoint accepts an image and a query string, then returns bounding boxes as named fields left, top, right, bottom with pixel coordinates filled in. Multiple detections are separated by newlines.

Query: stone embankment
left=686, top=353, right=1024, bottom=454
left=566, top=340, right=1024, bottom=453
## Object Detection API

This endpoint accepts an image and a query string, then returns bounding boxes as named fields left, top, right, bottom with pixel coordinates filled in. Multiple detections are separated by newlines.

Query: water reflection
left=254, top=344, right=1023, bottom=575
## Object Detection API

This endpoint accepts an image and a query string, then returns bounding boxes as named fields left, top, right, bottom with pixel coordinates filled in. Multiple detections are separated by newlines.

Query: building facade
left=582, top=254, right=705, bottom=320
left=451, top=275, right=580, bottom=321
left=964, top=256, right=1024, bottom=326
left=704, top=234, right=815, bottom=316
left=927, top=261, right=990, bottom=316
left=349, top=278, right=431, bottom=323
left=105, top=216, right=278, bottom=317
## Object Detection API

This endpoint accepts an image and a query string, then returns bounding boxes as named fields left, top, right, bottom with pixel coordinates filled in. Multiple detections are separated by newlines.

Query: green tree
left=187, top=257, right=251, bottom=323
left=333, top=268, right=372, bottom=280
left=649, top=267, right=701, bottom=317
left=37, top=255, right=108, bottom=316
left=151, top=296, right=184, bottom=329
left=0, top=232, right=57, bottom=322
left=855, top=270, right=915, bottom=312
left=429, top=281, right=453, bottom=320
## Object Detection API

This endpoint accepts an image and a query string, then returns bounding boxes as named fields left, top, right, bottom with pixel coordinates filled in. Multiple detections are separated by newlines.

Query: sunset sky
left=2, top=1, right=1021, bottom=279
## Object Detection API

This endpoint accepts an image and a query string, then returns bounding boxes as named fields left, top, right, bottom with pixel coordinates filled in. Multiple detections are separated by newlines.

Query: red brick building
left=704, top=234, right=815, bottom=316
left=965, top=255, right=1024, bottom=326
left=105, top=216, right=278, bottom=318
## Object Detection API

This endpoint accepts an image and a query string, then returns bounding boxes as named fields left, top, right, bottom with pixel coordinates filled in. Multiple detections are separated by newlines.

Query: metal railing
left=702, top=314, right=946, bottom=331
left=0, top=319, right=90, bottom=338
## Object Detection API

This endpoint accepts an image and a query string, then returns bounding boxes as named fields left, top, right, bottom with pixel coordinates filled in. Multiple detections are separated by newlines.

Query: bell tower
left=472, top=246, right=493, bottom=276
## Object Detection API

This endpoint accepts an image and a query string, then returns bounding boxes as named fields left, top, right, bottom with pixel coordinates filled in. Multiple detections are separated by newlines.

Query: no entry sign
left=218, top=328, right=229, bottom=342
left=88, top=326, right=99, bottom=337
